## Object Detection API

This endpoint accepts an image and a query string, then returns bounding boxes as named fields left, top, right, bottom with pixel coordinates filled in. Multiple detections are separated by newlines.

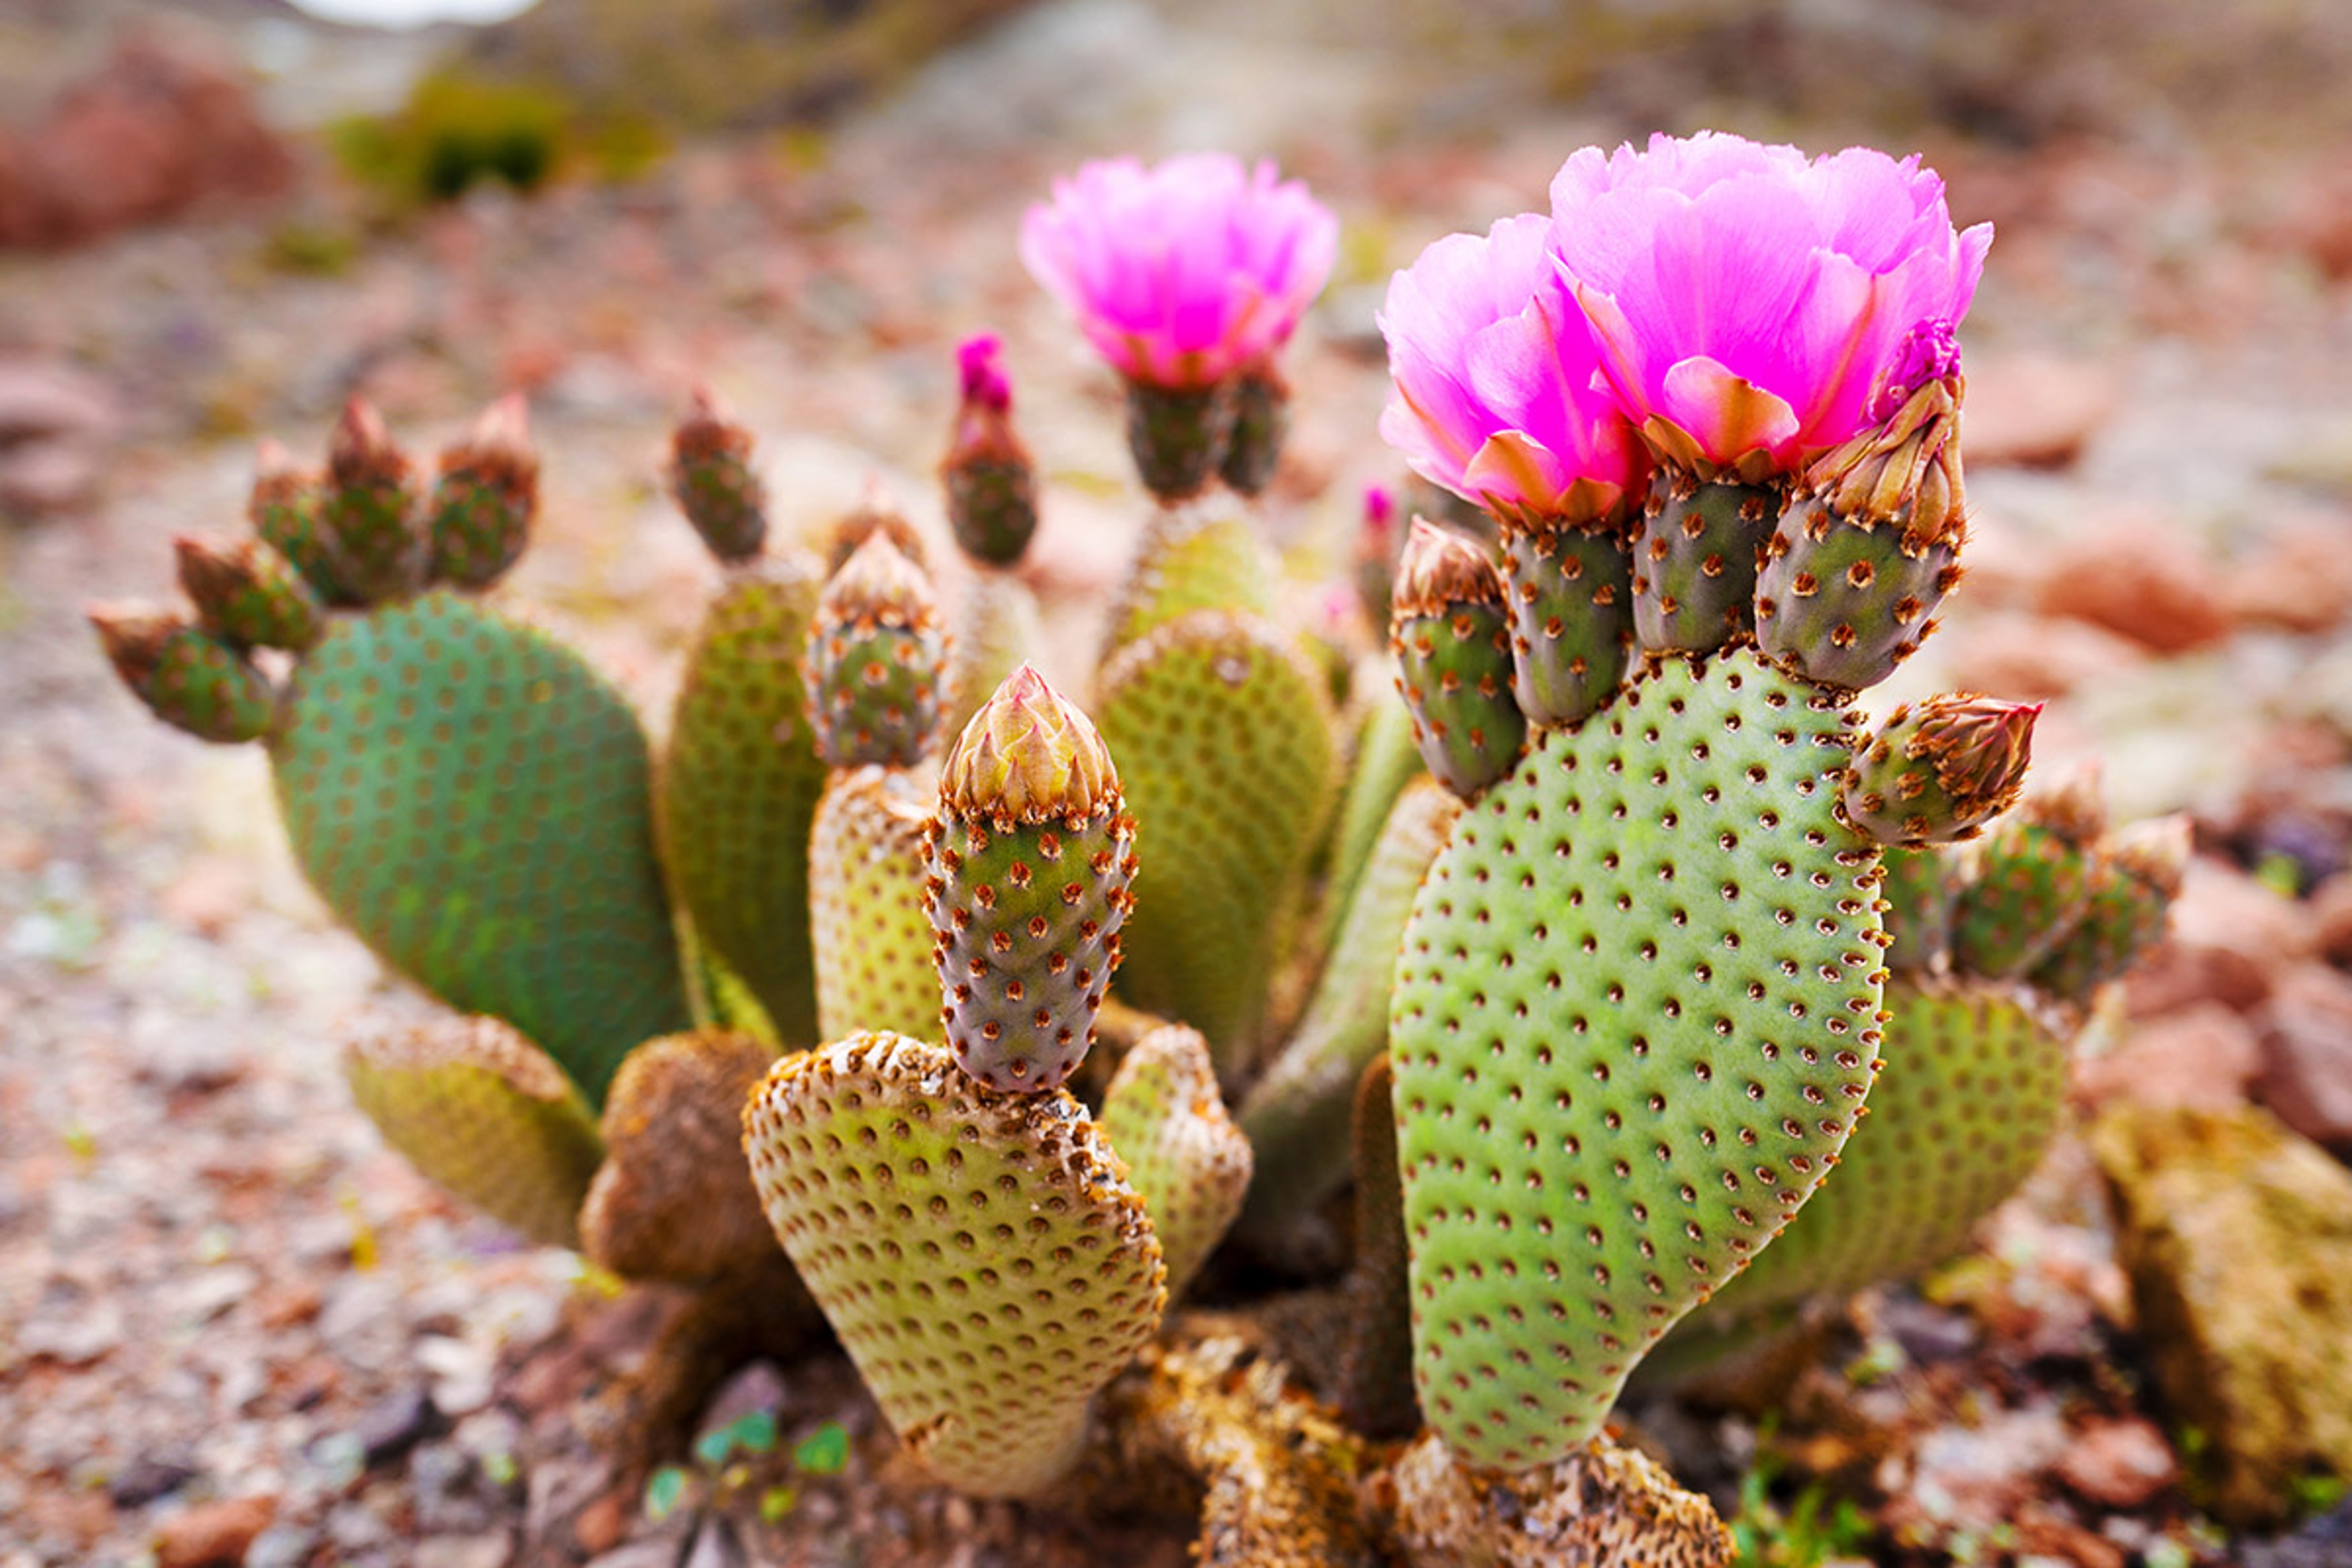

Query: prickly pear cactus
left=1096, top=609, right=1340, bottom=1063
left=1392, top=647, right=1885, bottom=1464
left=658, top=551, right=831, bottom=1046
left=344, top=1017, right=605, bottom=1249
left=742, top=1031, right=1167, bottom=1497
left=1101, top=499, right=1278, bottom=661
left=277, top=591, right=691, bottom=1105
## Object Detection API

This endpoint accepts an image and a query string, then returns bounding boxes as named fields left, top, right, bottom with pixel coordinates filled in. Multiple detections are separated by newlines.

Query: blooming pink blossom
left=1548, top=132, right=1992, bottom=477
left=1020, top=154, right=1339, bottom=391
left=1378, top=214, right=1648, bottom=528
left=957, top=333, right=1013, bottom=410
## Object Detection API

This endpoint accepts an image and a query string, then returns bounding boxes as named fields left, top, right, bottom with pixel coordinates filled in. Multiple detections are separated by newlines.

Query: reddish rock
left=1962, top=354, right=2119, bottom=470
left=2253, top=963, right=2352, bottom=1155
left=2227, top=518, right=2352, bottom=635
left=2124, top=858, right=2315, bottom=1016
left=154, top=1494, right=276, bottom=1568
left=2054, top=1417, right=2179, bottom=1509
left=2313, top=873, right=2352, bottom=968
left=2073, top=1003, right=2259, bottom=1113
left=0, top=36, right=293, bottom=251
left=2035, top=522, right=2234, bottom=654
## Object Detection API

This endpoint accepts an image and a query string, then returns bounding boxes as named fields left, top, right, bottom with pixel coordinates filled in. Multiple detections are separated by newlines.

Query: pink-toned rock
left=154, top=1494, right=276, bottom=1568
left=2034, top=522, right=2234, bottom=654
left=1962, top=353, right=2119, bottom=469
left=2226, top=518, right=2352, bottom=635
left=2253, top=963, right=2352, bottom=1155
left=2073, top=1003, right=2258, bottom=1112
left=0, top=36, right=292, bottom=250
left=2124, top=858, right=2315, bottom=1016
left=2054, top=1417, right=2180, bottom=1509
left=1937, top=609, right=2147, bottom=701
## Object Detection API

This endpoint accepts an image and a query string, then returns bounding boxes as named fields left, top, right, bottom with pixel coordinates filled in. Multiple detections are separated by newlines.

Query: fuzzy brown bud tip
left=2108, top=812, right=2193, bottom=897
left=826, top=485, right=929, bottom=573
left=821, top=533, right=940, bottom=633
left=2024, top=758, right=2106, bottom=845
left=1801, top=372, right=1966, bottom=548
left=443, top=393, right=538, bottom=483
left=88, top=601, right=187, bottom=689
left=940, top=664, right=1118, bottom=824
left=254, top=435, right=300, bottom=483
left=328, top=397, right=409, bottom=489
left=672, top=385, right=753, bottom=465
left=173, top=532, right=261, bottom=603
left=1390, top=516, right=1504, bottom=624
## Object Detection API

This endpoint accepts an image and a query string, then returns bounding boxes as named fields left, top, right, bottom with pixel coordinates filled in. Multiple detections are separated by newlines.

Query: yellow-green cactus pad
left=659, top=552, right=830, bottom=1046
left=809, top=766, right=938, bottom=1042
left=1100, top=498, right=1277, bottom=662
left=1096, top=609, right=1341, bottom=1065
left=274, top=592, right=689, bottom=1105
left=345, top=1016, right=603, bottom=1249
left=942, top=567, right=1042, bottom=747
left=1391, top=648, right=1883, bottom=1468
left=1098, top=1024, right=1252, bottom=1300
left=580, top=1030, right=780, bottom=1284
left=742, top=1032, right=1166, bottom=1497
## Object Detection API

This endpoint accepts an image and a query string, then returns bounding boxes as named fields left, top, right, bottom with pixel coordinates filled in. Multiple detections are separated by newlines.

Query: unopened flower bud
left=174, top=532, right=322, bottom=652
left=429, top=393, right=539, bottom=589
left=804, top=534, right=948, bottom=769
left=322, top=397, right=424, bottom=604
left=1390, top=518, right=1524, bottom=799
left=1842, top=694, right=2040, bottom=846
left=668, top=386, right=767, bottom=563
left=89, top=601, right=276, bottom=744
left=943, top=334, right=1039, bottom=567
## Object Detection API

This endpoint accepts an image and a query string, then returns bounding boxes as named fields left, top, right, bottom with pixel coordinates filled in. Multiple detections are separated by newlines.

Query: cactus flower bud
left=248, top=437, right=340, bottom=603
left=1390, top=518, right=1525, bottom=799
left=1756, top=337, right=1969, bottom=690
left=89, top=601, right=276, bottom=743
left=1217, top=356, right=1291, bottom=497
left=667, top=386, right=767, bottom=563
left=1842, top=694, right=2040, bottom=846
left=824, top=483, right=929, bottom=573
left=1354, top=483, right=1400, bottom=633
left=942, top=334, right=1039, bottom=565
left=428, top=393, right=539, bottom=589
left=924, top=665, right=1137, bottom=1091
left=173, top=532, right=322, bottom=652
left=804, top=533, right=948, bottom=769
left=322, top=397, right=425, bottom=604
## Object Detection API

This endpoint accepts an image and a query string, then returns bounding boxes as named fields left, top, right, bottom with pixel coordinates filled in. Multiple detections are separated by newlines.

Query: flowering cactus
left=1021, top=152, right=1337, bottom=499
left=96, top=129, right=2198, bottom=1566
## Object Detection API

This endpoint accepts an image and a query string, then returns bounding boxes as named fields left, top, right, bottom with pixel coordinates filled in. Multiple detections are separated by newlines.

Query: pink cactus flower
left=1020, top=153, right=1339, bottom=391
left=957, top=333, right=1014, bottom=410
left=1378, top=214, right=1649, bottom=529
left=1548, top=132, right=1992, bottom=479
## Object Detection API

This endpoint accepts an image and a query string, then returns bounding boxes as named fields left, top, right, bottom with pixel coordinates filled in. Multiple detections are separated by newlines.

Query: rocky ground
left=5, top=2, right=2352, bottom=1565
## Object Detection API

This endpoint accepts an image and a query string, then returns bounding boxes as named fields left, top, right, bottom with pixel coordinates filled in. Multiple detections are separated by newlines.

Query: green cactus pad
left=943, top=568, right=1041, bottom=745
left=1391, top=648, right=1883, bottom=1468
left=1632, top=476, right=1774, bottom=654
left=1096, top=609, right=1341, bottom=1064
left=1661, top=978, right=2065, bottom=1344
left=1880, top=846, right=1966, bottom=974
left=344, top=1016, right=604, bottom=1249
left=1319, top=681, right=1427, bottom=956
left=579, top=1030, right=779, bottom=1284
left=809, top=767, right=939, bottom=1041
left=1240, top=777, right=1460, bottom=1235
left=1099, top=1023, right=1253, bottom=1300
left=1101, top=499, right=1278, bottom=662
left=273, top=591, right=689, bottom=1105
left=1499, top=521, right=1634, bottom=728
left=659, top=553, right=831, bottom=1046
left=742, top=1031, right=1167, bottom=1497
left=1123, top=380, right=1237, bottom=502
